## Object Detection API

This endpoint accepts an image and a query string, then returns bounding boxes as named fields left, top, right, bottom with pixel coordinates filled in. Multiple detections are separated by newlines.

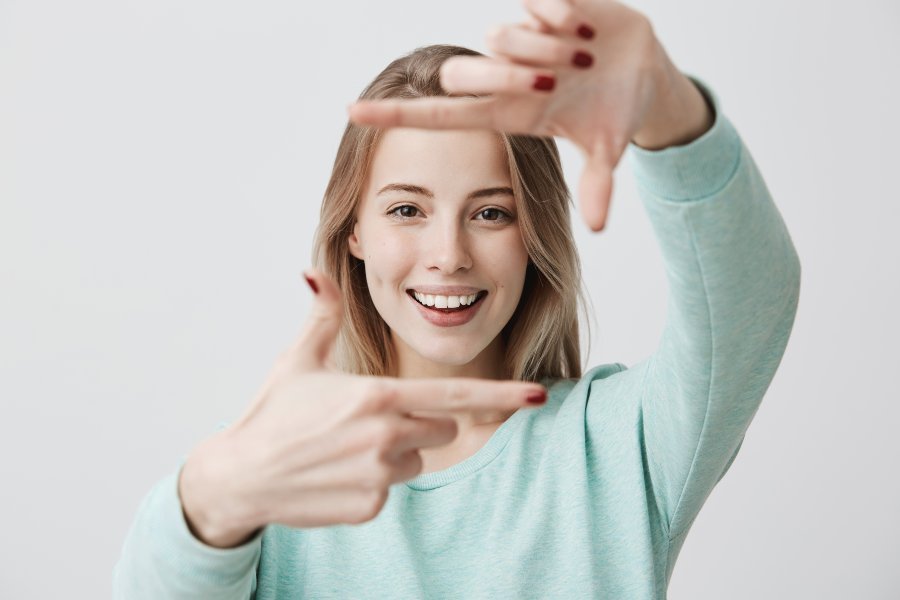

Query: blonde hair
left=312, top=44, right=591, bottom=383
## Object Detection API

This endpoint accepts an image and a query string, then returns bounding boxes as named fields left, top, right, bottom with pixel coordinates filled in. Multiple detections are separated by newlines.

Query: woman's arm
left=630, top=60, right=715, bottom=151
left=112, top=457, right=263, bottom=599
left=347, top=1, right=713, bottom=233
left=346, top=0, right=802, bottom=544
left=623, top=77, right=801, bottom=542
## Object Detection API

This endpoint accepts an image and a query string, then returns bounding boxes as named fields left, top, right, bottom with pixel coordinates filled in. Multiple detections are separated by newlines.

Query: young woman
left=113, top=1, right=801, bottom=598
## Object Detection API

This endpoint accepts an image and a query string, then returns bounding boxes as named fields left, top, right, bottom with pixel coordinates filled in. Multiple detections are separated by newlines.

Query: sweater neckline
left=403, top=402, right=531, bottom=491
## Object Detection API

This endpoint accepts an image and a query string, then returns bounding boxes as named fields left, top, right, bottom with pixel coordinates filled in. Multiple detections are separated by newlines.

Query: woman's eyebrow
left=376, top=183, right=514, bottom=200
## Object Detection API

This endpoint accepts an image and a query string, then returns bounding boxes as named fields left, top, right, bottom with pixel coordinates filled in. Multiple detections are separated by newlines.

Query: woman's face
left=348, top=128, right=529, bottom=376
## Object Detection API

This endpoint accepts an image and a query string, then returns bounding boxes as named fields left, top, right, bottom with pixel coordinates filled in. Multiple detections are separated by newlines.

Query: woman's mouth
left=405, top=290, right=488, bottom=327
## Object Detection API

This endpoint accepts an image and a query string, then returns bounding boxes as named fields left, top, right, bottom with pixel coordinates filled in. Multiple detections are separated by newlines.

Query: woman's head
left=313, top=44, right=589, bottom=382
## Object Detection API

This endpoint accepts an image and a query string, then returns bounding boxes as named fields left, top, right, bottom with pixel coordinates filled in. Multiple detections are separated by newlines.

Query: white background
left=2, top=0, right=898, bottom=597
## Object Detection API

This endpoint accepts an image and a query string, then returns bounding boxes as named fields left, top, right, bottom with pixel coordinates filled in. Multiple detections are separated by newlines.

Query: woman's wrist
left=630, top=40, right=715, bottom=151
left=178, top=433, right=266, bottom=549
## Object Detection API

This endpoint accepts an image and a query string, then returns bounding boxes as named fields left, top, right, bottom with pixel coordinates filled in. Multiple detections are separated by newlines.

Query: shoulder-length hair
left=312, top=44, right=591, bottom=383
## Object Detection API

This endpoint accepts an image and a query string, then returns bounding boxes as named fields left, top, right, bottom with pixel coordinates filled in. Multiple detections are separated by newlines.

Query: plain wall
left=1, top=0, right=898, bottom=597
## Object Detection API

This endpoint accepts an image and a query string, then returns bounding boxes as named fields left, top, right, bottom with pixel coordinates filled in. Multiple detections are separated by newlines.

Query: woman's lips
left=406, top=290, right=486, bottom=327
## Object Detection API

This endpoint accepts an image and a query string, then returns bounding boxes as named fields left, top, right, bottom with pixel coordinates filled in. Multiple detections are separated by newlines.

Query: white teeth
left=412, top=292, right=479, bottom=308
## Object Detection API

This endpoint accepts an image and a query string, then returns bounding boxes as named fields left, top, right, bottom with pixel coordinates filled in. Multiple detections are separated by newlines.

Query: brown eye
left=388, top=205, right=420, bottom=219
left=477, top=208, right=510, bottom=222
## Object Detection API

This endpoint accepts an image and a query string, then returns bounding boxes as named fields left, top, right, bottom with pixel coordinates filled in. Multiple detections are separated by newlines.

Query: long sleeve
left=622, top=75, right=801, bottom=543
left=112, top=459, right=264, bottom=599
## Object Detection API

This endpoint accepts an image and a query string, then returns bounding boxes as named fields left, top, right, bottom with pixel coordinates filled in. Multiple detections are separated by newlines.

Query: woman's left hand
left=348, top=0, right=712, bottom=232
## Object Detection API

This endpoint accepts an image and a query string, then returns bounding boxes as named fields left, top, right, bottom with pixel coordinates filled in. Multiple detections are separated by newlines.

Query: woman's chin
left=415, top=346, right=482, bottom=368
left=393, top=335, right=486, bottom=368
left=389, top=327, right=501, bottom=373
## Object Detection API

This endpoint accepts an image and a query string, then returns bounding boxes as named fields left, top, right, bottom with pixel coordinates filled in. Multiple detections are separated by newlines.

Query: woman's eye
left=388, top=205, right=420, bottom=219
left=477, top=208, right=511, bottom=222
left=387, top=205, right=511, bottom=222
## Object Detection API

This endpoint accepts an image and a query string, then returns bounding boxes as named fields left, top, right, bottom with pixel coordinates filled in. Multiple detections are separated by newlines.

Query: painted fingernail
left=577, top=24, right=595, bottom=40
left=572, top=51, right=593, bottom=68
left=303, top=272, right=319, bottom=294
left=526, top=389, right=547, bottom=404
left=533, top=75, right=555, bottom=92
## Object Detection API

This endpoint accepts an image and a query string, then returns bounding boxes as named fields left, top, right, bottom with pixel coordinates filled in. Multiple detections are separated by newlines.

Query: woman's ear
left=348, top=221, right=364, bottom=260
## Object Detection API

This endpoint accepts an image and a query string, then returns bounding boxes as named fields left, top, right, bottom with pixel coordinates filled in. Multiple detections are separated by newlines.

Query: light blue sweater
left=113, top=76, right=801, bottom=599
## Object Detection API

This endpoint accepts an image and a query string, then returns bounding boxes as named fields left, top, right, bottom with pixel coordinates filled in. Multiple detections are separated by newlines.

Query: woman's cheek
left=484, top=233, right=528, bottom=273
left=366, top=234, right=417, bottom=284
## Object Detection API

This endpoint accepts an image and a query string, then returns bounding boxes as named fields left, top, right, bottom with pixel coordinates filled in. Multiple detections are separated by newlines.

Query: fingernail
left=303, top=272, right=319, bottom=294
left=577, top=24, right=595, bottom=40
left=526, top=389, right=547, bottom=404
left=572, top=51, right=593, bottom=68
left=533, top=75, right=555, bottom=92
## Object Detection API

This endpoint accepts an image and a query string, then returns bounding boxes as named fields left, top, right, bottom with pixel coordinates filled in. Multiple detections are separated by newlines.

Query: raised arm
left=344, top=0, right=801, bottom=548
left=624, top=77, right=801, bottom=541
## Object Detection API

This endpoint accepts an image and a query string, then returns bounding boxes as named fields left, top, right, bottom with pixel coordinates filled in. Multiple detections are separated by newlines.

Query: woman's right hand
left=178, top=268, right=548, bottom=548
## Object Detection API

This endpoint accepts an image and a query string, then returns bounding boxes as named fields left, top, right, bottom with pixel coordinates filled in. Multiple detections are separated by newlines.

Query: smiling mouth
left=406, top=290, right=487, bottom=313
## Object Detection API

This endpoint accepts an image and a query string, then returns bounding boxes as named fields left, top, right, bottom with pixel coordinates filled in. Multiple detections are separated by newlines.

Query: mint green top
left=113, top=76, right=801, bottom=599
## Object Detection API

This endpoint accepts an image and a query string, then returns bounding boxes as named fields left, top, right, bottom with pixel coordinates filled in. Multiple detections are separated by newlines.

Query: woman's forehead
left=367, top=128, right=511, bottom=186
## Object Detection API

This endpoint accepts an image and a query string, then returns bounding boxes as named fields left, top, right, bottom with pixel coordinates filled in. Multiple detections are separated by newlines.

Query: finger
left=291, top=268, right=344, bottom=371
left=288, top=447, right=421, bottom=496
left=486, top=24, right=594, bottom=70
left=441, top=55, right=557, bottom=95
left=577, top=143, right=616, bottom=232
left=392, top=449, right=426, bottom=482
left=283, top=414, right=456, bottom=472
left=349, top=95, right=499, bottom=130
left=390, top=416, right=459, bottom=456
left=287, top=416, right=447, bottom=488
left=385, top=377, right=548, bottom=414
left=523, top=0, right=589, bottom=37
left=521, top=13, right=554, bottom=34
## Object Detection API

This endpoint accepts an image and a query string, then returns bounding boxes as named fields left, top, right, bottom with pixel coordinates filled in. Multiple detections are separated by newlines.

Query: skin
left=178, top=0, right=717, bottom=548
left=348, top=128, right=529, bottom=457
left=345, top=1, right=714, bottom=460
left=349, top=0, right=715, bottom=232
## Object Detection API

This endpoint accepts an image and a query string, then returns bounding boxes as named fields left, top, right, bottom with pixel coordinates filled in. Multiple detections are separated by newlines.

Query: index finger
left=578, top=143, right=616, bottom=232
left=387, top=377, right=548, bottom=413
left=347, top=96, right=498, bottom=130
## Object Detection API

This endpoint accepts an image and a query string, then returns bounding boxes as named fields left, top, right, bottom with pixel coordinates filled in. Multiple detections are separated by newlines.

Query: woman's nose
left=426, top=222, right=473, bottom=273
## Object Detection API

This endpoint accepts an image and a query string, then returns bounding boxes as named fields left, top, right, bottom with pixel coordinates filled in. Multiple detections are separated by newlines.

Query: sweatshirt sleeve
left=622, top=75, right=801, bottom=541
left=112, top=458, right=264, bottom=600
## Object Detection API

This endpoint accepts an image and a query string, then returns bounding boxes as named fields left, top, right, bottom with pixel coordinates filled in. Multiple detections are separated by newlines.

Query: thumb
left=292, top=267, right=344, bottom=371
left=229, top=268, right=344, bottom=431
left=577, top=142, right=616, bottom=232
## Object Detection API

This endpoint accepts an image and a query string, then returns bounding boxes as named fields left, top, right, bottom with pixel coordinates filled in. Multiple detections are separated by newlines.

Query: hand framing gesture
left=178, top=270, right=548, bottom=548
left=348, top=0, right=713, bottom=232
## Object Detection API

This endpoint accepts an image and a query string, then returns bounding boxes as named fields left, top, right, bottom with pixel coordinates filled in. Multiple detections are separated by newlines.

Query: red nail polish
left=572, top=51, right=593, bottom=68
left=533, top=75, right=555, bottom=92
left=304, top=274, right=319, bottom=294
left=577, top=24, right=595, bottom=40
left=526, top=390, right=547, bottom=404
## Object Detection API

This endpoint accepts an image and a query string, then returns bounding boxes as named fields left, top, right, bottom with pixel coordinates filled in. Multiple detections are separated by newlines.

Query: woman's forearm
left=631, top=39, right=716, bottom=151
